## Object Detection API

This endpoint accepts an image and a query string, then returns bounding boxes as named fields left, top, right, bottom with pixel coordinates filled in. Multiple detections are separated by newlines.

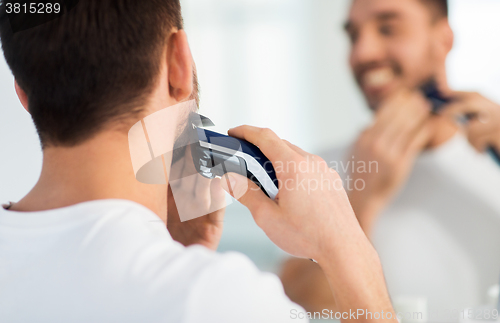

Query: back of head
left=0, top=0, right=182, bottom=148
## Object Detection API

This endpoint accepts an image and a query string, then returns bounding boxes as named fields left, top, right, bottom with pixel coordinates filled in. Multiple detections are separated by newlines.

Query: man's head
left=0, top=0, right=194, bottom=148
left=345, top=0, right=453, bottom=109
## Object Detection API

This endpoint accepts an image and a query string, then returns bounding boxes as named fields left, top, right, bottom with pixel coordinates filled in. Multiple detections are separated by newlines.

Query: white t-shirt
left=0, top=199, right=306, bottom=323
left=321, top=133, right=500, bottom=320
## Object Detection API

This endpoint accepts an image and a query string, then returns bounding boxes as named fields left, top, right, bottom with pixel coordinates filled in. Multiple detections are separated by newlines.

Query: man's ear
left=431, top=19, right=454, bottom=94
left=435, top=18, right=454, bottom=57
left=14, top=80, right=30, bottom=113
left=167, top=29, right=193, bottom=102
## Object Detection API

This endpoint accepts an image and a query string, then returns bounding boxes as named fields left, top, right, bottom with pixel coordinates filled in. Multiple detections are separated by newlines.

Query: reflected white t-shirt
left=0, top=199, right=306, bottom=323
left=321, top=133, right=500, bottom=319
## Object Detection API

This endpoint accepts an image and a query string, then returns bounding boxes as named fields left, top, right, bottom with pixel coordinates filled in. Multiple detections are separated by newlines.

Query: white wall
left=0, top=53, right=42, bottom=202
left=447, top=0, right=500, bottom=102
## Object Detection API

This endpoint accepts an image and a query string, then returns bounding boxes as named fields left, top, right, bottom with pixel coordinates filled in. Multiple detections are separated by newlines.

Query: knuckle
left=329, top=169, right=341, bottom=180
left=316, top=158, right=329, bottom=171
left=311, top=154, right=325, bottom=163
left=260, top=128, right=275, bottom=138
left=237, top=124, right=250, bottom=133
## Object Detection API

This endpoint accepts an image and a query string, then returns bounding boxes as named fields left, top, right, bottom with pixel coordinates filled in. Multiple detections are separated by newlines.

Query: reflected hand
left=166, top=145, right=226, bottom=251
left=441, top=91, right=500, bottom=152
left=348, top=89, right=433, bottom=235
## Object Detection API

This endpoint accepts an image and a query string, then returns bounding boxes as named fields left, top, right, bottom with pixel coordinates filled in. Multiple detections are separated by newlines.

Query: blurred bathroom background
left=1, top=0, right=500, bottom=274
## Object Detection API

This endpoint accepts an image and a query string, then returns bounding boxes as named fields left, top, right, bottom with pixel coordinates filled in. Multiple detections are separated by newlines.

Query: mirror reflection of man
left=0, top=0, right=398, bottom=321
left=281, top=0, right=500, bottom=317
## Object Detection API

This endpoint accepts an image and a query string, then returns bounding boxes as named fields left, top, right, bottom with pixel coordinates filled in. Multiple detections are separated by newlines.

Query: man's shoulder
left=65, top=199, right=267, bottom=288
left=182, top=250, right=307, bottom=323
left=1, top=199, right=293, bottom=322
left=76, top=201, right=302, bottom=322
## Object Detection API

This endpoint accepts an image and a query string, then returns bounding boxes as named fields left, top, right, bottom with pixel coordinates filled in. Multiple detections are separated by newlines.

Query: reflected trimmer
left=420, top=79, right=500, bottom=165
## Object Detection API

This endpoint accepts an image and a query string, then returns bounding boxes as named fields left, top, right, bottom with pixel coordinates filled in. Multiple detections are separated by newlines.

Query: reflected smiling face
left=346, top=0, right=448, bottom=109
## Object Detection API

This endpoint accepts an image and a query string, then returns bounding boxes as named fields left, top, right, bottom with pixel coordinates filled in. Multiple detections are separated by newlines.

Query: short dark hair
left=421, top=0, right=448, bottom=19
left=0, top=0, right=183, bottom=147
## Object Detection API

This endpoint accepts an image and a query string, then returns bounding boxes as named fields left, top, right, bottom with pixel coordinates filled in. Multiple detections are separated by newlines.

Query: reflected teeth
left=363, top=68, right=394, bottom=88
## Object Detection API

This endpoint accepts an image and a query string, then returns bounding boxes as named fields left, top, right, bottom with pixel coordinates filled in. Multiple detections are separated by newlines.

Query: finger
left=228, top=125, right=297, bottom=163
left=169, top=149, right=194, bottom=191
left=387, top=113, right=430, bottom=158
left=469, top=134, right=490, bottom=152
left=208, top=178, right=226, bottom=223
left=439, top=91, right=490, bottom=120
left=467, top=117, right=496, bottom=134
left=166, top=185, right=181, bottom=225
left=375, top=89, right=429, bottom=122
left=376, top=92, right=431, bottom=156
left=448, top=90, right=480, bottom=102
left=220, top=172, right=279, bottom=222
left=439, top=101, right=477, bottom=120
left=466, top=120, right=496, bottom=152
left=194, top=173, right=212, bottom=202
left=373, top=90, right=407, bottom=126
left=403, top=121, right=433, bottom=159
left=283, top=140, right=309, bottom=157
left=491, top=136, right=500, bottom=152
left=168, top=157, right=186, bottom=190
left=374, top=90, right=429, bottom=133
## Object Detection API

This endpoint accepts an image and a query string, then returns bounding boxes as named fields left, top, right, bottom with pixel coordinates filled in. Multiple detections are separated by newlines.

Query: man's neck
left=10, top=131, right=168, bottom=222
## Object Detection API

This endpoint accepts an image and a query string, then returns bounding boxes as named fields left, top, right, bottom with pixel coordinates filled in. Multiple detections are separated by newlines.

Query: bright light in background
left=447, top=0, right=500, bottom=102
left=181, top=0, right=369, bottom=153
left=181, top=0, right=314, bottom=149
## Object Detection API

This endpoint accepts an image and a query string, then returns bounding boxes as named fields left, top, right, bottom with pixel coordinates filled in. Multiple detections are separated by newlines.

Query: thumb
left=221, top=173, right=278, bottom=219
